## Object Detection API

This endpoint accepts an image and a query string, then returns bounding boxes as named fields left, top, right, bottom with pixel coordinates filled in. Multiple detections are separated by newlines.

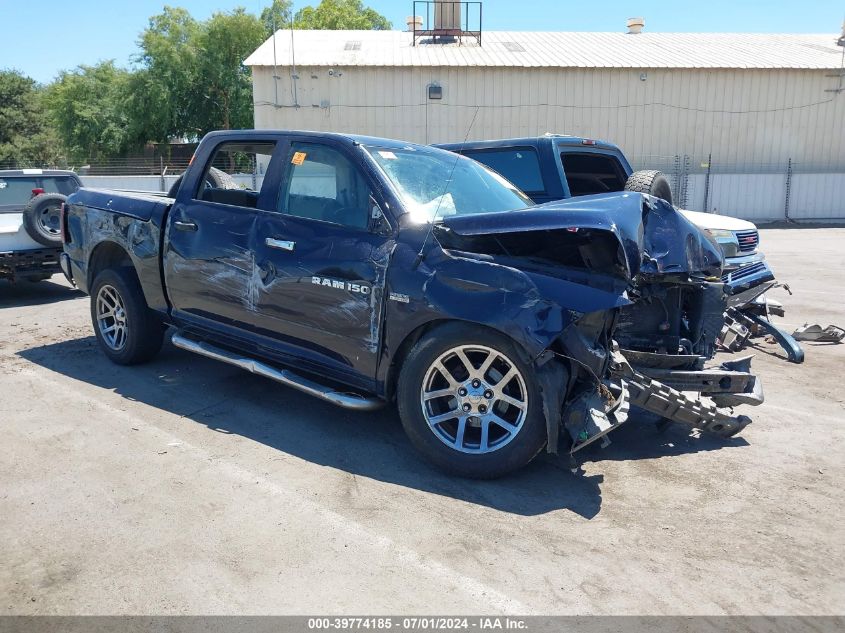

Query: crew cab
left=63, top=130, right=756, bottom=478
left=0, top=169, right=82, bottom=282
left=434, top=135, right=775, bottom=304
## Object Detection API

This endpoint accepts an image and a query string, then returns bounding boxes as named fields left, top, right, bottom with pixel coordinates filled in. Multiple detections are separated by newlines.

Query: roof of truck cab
left=435, top=135, right=623, bottom=153
left=0, top=169, right=79, bottom=178
left=202, top=129, right=431, bottom=150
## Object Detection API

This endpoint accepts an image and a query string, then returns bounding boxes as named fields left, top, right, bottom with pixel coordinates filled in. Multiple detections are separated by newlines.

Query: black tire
left=397, top=323, right=547, bottom=479
left=89, top=267, right=164, bottom=365
left=624, top=169, right=673, bottom=205
left=23, top=193, right=66, bottom=246
left=166, top=166, right=237, bottom=198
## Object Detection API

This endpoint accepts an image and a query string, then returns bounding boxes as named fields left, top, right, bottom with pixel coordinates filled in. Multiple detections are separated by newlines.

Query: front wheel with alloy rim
left=397, top=323, right=547, bottom=478
left=90, top=267, right=164, bottom=365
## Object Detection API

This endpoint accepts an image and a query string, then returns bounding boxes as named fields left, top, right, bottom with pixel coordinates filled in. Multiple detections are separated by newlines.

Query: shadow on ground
left=0, top=278, right=81, bottom=308
left=17, top=334, right=748, bottom=518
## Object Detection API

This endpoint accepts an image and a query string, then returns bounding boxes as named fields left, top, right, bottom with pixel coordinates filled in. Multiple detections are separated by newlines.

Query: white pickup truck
left=0, top=169, right=81, bottom=282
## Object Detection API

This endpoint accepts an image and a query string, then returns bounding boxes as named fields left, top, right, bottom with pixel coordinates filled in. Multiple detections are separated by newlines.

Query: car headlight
left=704, top=229, right=734, bottom=239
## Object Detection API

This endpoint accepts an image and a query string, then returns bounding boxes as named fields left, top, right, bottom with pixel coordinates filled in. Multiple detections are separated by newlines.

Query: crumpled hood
left=440, top=191, right=724, bottom=280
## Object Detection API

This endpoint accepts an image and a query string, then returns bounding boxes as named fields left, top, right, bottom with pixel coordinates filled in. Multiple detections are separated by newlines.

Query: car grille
left=722, top=260, right=767, bottom=283
left=735, top=229, right=759, bottom=253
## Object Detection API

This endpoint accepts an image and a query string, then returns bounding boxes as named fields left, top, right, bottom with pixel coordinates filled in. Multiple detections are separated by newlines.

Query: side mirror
left=370, top=196, right=392, bottom=235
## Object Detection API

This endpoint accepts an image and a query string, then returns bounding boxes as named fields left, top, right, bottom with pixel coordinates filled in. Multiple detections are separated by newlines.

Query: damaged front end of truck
left=432, top=191, right=759, bottom=455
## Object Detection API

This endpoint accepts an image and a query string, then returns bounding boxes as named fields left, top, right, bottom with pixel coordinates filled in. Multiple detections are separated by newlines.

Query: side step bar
left=171, top=332, right=385, bottom=412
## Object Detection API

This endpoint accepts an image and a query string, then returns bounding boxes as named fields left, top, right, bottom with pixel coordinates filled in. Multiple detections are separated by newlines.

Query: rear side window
left=462, top=148, right=545, bottom=194
left=40, top=177, right=79, bottom=196
left=560, top=152, right=627, bottom=196
left=193, top=141, right=277, bottom=209
left=0, top=178, right=38, bottom=205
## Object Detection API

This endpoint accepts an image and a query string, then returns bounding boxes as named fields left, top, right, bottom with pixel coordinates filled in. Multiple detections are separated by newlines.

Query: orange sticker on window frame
left=291, top=152, right=307, bottom=166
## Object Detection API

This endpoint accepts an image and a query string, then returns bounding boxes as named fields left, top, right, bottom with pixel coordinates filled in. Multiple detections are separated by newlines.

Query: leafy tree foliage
left=130, top=7, right=201, bottom=142
left=294, top=0, right=391, bottom=30
left=196, top=9, right=267, bottom=133
left=0, top=70, right=60, bottom=167
left=4, top=1, right=392, bottom=163
left=44, top=62, right=135, bottom=162
left=261, top=0, right=294, bottom=36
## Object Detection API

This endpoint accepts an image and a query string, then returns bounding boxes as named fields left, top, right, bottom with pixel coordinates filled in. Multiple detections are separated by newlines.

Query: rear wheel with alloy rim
left=96, top=284, right=129, bottom=351
left=90, top=267, right=164, bottom=365
left=398, top=323, right=547, bottom=478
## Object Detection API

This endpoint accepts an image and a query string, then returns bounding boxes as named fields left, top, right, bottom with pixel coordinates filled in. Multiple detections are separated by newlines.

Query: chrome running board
left=171, top=332, right=385, bottom=412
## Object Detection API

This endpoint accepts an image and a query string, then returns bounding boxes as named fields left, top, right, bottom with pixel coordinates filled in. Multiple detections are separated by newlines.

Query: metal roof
left=245, top=30, right=844, bottom=70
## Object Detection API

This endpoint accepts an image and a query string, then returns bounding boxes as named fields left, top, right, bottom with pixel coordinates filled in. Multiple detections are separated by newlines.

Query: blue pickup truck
left=61, top=130, right=757, bottom=478
left=435, top=135, right=775, bottom=303
left=435, top=135, right=803, bottom=362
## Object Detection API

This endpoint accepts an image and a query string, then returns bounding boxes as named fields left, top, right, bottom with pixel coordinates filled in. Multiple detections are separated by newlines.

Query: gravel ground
left=1, top=227, right=843, bottom=615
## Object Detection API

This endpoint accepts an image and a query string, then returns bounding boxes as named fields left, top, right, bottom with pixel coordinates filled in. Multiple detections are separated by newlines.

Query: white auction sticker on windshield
left=378, top=151, right=397, bottom=159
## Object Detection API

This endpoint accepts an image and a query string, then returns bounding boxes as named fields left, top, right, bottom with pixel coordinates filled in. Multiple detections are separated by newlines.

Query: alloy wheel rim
left=96, top=284, right=128, bottom=351
left=420, top=344, right=528, bottom=454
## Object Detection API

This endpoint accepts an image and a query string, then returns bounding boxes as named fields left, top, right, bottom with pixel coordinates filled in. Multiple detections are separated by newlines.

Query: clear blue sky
left=3, top=0, right=843, bottom=83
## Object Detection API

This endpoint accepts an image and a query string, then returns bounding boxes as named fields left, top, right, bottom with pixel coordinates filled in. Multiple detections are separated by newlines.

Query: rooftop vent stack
left=435, top=0, right=462, bottom=32
left=406, top=15, right=423, bottom=31
left=627, top=17, right=645, bottom=34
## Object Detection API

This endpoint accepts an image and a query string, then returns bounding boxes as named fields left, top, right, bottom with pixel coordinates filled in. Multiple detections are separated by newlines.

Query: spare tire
left=166, top=166, right=238, bottom=198
left=624, top=170, right=673, bottom=205
left=23, top=193, right=66, bottom=247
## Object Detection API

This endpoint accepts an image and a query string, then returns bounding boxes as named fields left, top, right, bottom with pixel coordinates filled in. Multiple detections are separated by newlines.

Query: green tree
left=0, top=70, right=60, bottom=167
left=132, top=7, right=266, bottom=139
left=45, top=61, right=135, bottom=161
left=261, top=0, right=293, bottom=36
left=195, top=9, right=267, bottom=133
left=131, top=6, right=201, bottom=142
left=294, top=0, right=392, bottom=30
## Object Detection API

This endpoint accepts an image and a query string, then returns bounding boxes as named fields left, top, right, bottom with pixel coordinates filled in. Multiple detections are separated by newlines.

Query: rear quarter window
left=0, top=175, right=80, bottom=206
left=560, top=152, right=628, bottom=196
left=462, top=148, right=545, bottom=194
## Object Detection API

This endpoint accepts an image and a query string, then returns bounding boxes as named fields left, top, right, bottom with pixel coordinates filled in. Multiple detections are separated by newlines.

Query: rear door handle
left=174, top=220, right=198, bottom=232
left=265, top=237, right=295, bottom=251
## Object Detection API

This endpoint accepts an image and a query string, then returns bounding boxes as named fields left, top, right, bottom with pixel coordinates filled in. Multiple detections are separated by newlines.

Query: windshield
left=364, top=145, right=533, bottom=222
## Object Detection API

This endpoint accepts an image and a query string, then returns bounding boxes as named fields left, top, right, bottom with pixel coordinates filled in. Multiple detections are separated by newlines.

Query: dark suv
left=0, top=169, right=82, bottom=282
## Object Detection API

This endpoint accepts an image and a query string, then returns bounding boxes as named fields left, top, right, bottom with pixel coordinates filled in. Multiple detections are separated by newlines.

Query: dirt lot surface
left=1, top=228, right=843, bottom=615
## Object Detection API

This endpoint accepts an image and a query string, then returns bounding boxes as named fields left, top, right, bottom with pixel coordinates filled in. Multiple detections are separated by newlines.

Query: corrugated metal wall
left=252, top=64, right=845, bottom=218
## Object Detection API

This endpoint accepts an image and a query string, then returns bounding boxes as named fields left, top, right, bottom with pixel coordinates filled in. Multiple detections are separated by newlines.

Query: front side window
left=462, top=148, right=545, bottom=194
left=365, top=145, right=532, bottom=223
left=279, top=143, right=371, bottom=230
left=193, top=141, right=277, bottom=209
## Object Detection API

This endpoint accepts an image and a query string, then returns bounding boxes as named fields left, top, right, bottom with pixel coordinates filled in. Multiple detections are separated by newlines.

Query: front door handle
left=174, top=220, right=198, bottom=232
left=265, top=237, right=295, bottom=251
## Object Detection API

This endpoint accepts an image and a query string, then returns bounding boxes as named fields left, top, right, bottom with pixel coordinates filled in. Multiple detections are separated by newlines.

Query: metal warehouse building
left=245, top=20, right=845, bottom=220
